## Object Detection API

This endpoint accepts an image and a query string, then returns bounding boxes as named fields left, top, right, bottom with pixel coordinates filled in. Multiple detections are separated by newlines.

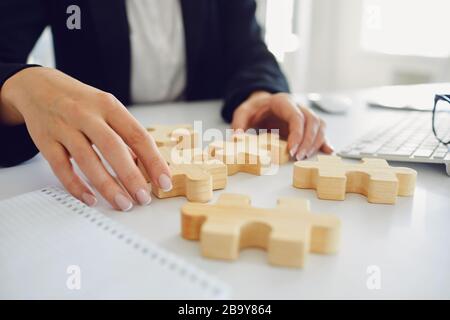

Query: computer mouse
left=308, top=93, right=352, bottom=114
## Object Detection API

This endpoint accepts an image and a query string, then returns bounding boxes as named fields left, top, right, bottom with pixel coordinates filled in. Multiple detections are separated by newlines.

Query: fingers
left=105, top=101, right=172, bottom=192
left=128, top=145, right=138, bottom=163
left=295, top=107, right=322, bottom=160
left=308, top=120, right=326, bottom=157
left=43, top=142, right=97, bottom=207
left=60, top=129, right=137, bottom=211
left=231, top=91, right=273, bottom=131
left=262, top=94, right=306, bottom=159
left=83, top=120, right=153, bottom=208
left=298, top=115, right=335, bottom=159
left=283, top=108, right=305, bottom=159
left=231, top=102, right=252, bottom=131
left=286, top=115, right=304, bottom=159
left=321, top=139, right=334, bottom=154
left=230, top=92, right=334, bottom=162
left=264, top=94, right=333, bottom=160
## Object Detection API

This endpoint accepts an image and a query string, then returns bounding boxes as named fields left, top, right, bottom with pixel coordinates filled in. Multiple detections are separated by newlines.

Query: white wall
left=287, top=0, right=450, bottom=93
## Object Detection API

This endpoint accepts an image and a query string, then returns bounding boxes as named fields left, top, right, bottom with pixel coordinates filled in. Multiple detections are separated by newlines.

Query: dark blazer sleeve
left=0, top=0, right=48, bottom=167
left=219, top=0, right=290, bottom=122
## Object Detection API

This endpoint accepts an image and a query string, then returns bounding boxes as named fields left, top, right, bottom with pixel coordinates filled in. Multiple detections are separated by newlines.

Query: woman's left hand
left=231, top=91, right=334, bottom=160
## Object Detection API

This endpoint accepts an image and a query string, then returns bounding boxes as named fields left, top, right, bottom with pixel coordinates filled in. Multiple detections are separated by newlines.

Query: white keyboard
left=338, top=112, right=450, bottom=175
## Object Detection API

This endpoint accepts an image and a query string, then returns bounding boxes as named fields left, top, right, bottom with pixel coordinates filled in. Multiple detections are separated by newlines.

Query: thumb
left=320, top=139, right=335, bottom=154
left=231, top=103, right=252, bottom=131
left=231, top=94, right=272, bottom=131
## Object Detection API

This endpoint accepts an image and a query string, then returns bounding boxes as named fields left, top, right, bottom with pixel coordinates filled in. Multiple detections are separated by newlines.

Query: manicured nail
left=289, top=144, right=299, bottom=158
left=296, top=150, right=306, bottom=161
left=135, top=188, right=151, bottom=206
left=158, top=174, right=173, bottom=192
left=82, top=193, right=97, bottom=207
left=306, top=149, right=315, bottom=159
left=115, top=193, right=133, bottom=212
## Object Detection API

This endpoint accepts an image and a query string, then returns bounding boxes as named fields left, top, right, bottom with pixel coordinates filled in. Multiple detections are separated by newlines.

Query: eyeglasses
left=432, top=95, right=450, bottom=145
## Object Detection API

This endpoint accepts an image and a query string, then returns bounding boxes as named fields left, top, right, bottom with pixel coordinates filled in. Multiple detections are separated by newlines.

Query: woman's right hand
left=0, top=67, right=172, bottom=211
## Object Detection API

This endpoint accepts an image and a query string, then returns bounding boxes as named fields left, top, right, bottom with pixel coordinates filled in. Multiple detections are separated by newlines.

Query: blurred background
left=30, top=0, right=450, bottom=94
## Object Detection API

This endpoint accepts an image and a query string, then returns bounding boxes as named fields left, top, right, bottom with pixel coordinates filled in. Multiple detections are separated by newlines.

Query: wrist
left=248, top=90, right=272, bottom=101
left=0, top=67, right=42, bottom=125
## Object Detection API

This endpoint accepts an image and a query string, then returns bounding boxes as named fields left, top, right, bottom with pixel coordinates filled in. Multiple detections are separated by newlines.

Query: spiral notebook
left=0, top=187, right=230, bottom=299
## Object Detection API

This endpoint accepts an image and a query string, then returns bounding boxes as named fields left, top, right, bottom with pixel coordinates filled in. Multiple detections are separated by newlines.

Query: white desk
left=1, top=99, right=449, bottom=299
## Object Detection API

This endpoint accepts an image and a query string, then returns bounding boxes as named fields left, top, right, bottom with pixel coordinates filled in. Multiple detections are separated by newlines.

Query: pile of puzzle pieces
left=138, top=124, right=417, bottom=268
left=139, top=124, right=291, bottom=202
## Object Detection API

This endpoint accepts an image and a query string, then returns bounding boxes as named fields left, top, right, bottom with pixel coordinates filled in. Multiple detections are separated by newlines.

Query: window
left=361, top=0, right=450, bottom=58
left=263, top=0, right=299, bottom=62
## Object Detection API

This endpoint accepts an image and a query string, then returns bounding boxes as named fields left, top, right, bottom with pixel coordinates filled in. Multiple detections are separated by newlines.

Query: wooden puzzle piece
left=146, top=124, right=198, bottom=149
left=232, top=133, right=289, bottom=165
left=139, top=147, right=227, bottom=202
left=293, top=155, right=417, bottom=204
left=181, top=193, right=341, bottom=268
left=207, top=138, right=273, bottom=176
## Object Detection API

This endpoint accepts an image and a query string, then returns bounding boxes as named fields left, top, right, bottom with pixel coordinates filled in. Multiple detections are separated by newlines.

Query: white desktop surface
left=1, top=99, right=449, bottom=299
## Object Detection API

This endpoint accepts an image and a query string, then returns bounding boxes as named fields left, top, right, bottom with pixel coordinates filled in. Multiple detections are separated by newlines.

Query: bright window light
left=264, top=0, right=299, bottom=62
left=361, top=0, right=450, bottom=58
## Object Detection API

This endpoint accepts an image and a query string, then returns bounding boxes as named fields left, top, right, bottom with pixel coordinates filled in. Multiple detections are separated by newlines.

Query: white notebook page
left=0, top=187, right=229, bottom=299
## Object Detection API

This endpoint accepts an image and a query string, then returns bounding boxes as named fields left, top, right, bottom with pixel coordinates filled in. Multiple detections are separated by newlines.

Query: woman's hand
left=231, top=91, right=334, bottom=160
left=0, top=67, right=172, bottom=211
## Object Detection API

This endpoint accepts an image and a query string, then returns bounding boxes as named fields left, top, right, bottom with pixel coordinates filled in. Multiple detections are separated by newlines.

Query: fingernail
left=115, top=193, right=133, bottom=212
left=82, top=193, right=97, bottom=207
left=289, top=144, right=299, bottom=158
left=306, top=149, right=315, bottom=159
left=135, top=188, right=151, bottom=206
left=158, top=174, right=173, bottom=192
left=296, top=150, right=306, bottom=161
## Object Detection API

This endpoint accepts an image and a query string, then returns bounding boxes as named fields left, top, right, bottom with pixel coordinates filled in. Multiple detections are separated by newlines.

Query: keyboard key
left=413, top=149, right=433, bottom=158
left=340, top=150, right=361, bottom=158
left=398, top=146, right=416, bottom=152
left=360, top=145, right=383, bottom=155
left=432, top=152, right=447, bottom=159
left=391, top=150, right=413, bottom=157
left=377, top=150, right=397, bottom=157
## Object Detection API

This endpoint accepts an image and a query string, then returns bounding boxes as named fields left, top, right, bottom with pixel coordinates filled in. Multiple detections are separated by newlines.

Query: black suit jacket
left=0, top=0, right=289, bottom=166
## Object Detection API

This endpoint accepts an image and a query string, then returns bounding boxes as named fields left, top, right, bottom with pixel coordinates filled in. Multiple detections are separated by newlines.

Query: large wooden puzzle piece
left=207, top=136, right=273, bottom=176
left=293, top=155, right=417, bottom=204
left=139, top=147, right=227, bottom=202
left=181, top=193, right=341, bottom=268
left=146, top=124, right=198, bottom=149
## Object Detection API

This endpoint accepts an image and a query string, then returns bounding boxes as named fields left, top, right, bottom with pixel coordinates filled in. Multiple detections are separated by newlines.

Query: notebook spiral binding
left=40, top=187, right=228, bottom=298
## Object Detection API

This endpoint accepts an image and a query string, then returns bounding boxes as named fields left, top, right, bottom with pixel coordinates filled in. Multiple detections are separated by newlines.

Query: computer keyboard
left=338, top=112, right=450, bottom=175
